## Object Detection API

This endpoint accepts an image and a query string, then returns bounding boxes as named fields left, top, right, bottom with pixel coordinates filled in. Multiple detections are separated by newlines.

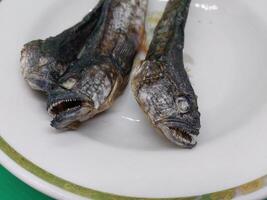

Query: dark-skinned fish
left=132, top=0, right=201, bottom=148
left=21, top=0, right=106, bottom=92
left=21, top=0, right=148, bottom=130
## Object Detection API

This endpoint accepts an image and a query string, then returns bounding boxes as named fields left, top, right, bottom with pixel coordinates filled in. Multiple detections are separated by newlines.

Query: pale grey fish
left=132, top=0, right=201, bottom=148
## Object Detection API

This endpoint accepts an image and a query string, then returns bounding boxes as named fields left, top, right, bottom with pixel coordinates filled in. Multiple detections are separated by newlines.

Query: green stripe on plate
left=0, top=136, right=265, bottom=200
left=0, top=136, right=193, bottom=200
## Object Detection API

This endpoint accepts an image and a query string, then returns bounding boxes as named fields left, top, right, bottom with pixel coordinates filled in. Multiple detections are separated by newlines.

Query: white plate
left=1, top=0, right=267, bottom=199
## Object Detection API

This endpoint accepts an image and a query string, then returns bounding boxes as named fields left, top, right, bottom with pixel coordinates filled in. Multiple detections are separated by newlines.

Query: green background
left=0, top=165, right=53, bottom=200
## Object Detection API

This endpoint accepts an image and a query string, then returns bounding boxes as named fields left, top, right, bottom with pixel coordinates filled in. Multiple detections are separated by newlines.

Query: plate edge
left=0, top=136, right=266, bottom=200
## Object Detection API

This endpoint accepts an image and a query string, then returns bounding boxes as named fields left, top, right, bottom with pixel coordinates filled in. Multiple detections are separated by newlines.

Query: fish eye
left=176, top=97, right=190, bottom=114
left=60, top=78, right=77, bottom=90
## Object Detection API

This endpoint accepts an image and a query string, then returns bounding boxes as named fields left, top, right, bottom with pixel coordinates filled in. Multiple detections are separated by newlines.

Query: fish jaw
left=50, top=106, right=91, bottom=130
left=157, top=121, right=199, bottom=149
left=47, top=91, right=94, bottom=130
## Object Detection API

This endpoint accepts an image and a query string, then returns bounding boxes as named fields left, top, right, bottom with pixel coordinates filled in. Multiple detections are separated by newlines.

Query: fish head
left=156, top=72, right=201, bottom=148
left=47, top=62, right=119, bottom=129
left=20, top=40, right=66, bottom=93
left=156, top=93, right=201, bottom=149
left=134, top=60, right=200, bottom=148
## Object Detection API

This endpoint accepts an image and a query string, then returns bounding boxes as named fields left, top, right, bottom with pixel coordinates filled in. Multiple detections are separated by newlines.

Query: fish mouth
left=47, top=98, right=92, bottom=130
left=48, top=98, right=84, bottom=117
left=156, top=120, right=199, bottom=149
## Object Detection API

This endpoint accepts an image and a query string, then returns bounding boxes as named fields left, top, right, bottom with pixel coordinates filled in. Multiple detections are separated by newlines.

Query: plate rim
left=1, top=136, right=267, bottom=200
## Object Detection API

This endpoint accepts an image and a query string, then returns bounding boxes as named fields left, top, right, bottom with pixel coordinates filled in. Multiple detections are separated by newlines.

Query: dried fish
left=21, top=0, right=148, bottom=130
left=21, top=0, right=107, bottom=93
left=132, top=0, right=200, bottom=148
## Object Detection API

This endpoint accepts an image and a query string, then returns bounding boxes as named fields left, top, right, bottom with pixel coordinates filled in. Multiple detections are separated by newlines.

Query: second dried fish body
left=42, top=0, right=147, bottom=129
left=21, top=0, right=106, bottom=92
left=132, top=0, right=201, bottom=148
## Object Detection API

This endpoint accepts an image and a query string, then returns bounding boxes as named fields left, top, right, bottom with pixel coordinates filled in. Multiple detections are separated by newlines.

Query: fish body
left=21, top=0, right=148, bottom=130
left=21, top=0, right=106, bottom=92
left=132, top=0, right=200, bottom=148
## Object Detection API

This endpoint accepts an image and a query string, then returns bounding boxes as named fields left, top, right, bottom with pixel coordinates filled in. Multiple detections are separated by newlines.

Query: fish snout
left=21, top=40, right=58, bottom=92
left=21, top=40, right=43, bottom=73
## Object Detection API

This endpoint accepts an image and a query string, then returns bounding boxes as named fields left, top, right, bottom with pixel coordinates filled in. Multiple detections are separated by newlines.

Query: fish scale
left=99, top=0, right=147, bottom=56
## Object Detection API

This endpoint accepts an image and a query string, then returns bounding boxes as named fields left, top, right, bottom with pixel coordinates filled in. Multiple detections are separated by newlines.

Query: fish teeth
left=50, top=98, right=80, bottom=107
left=171, top=130, right=195, bottom=144
left=64, top=99, right=79, bottom=103
left=48, top=98, right=81, bottom=117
